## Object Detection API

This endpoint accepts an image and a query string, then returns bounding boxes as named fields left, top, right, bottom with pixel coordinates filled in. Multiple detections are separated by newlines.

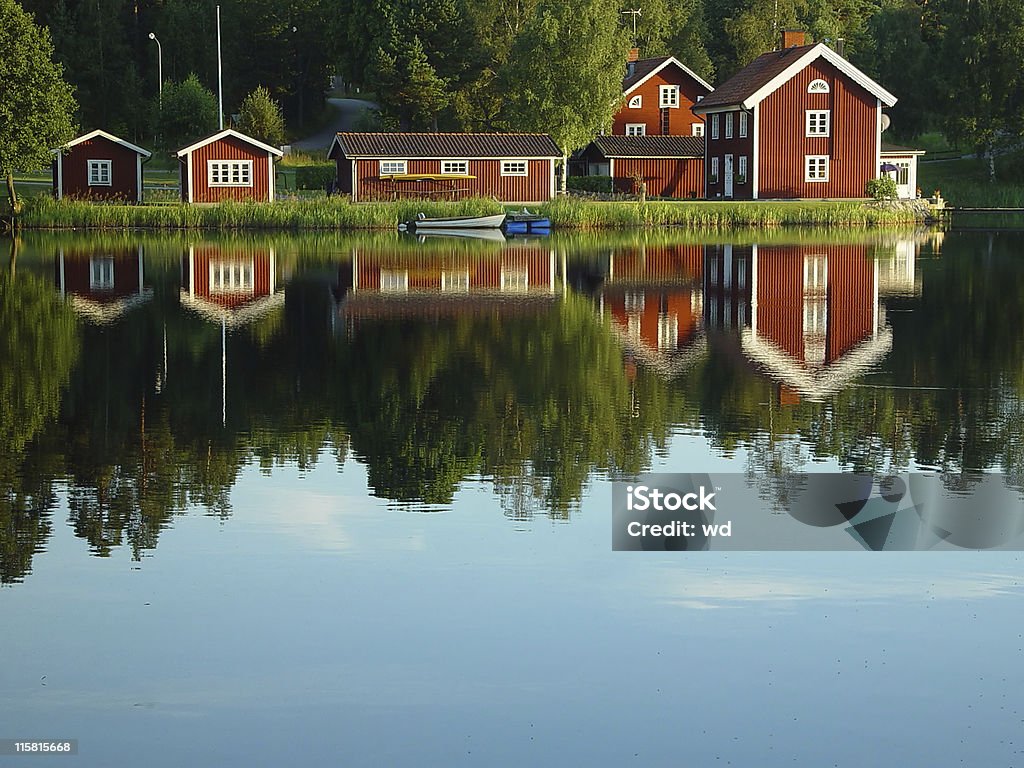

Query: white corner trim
left=186, top=154, right=194, bottom=202
left=267, top=153, right=275, bottom=202
left=752, top=104, right=760, bottom=199
left=56, top=153, right=63, bottom=200
left=137, top=157, right=143, bottom=203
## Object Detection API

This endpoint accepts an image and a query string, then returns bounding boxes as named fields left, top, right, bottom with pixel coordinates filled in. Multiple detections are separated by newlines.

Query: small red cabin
left=180, top=244, right=283, bottom=327
left=693, top=37, right=898, bottom=200
left=176, top=129, right=282, bottom=204
left=615, top=54, right=713, bottom=138
left=55, top=245, right=151, bottom=324
left=328, top=133, right=561, bottom=203
left=53, top=130, right=151, bottom=203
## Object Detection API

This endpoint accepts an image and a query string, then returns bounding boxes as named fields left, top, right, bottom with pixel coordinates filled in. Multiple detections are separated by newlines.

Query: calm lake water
left=2, top=228, right=1023, bottom=766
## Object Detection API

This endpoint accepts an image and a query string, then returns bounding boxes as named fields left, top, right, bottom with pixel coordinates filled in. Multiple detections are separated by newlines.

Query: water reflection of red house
left=55, top=246, right=152, bottom=324
left=738, top=244, right=891, bottom=401
left=599, top=245, right=706, bottom=377
left=179, top=245, right=284, bottom=327
left=340, top=244, right=560, bottom=320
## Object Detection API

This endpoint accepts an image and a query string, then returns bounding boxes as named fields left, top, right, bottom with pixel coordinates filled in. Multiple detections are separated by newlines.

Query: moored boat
left=398, top=212, right=506, bottom=232
left=503, top=209, right=551, bottom=235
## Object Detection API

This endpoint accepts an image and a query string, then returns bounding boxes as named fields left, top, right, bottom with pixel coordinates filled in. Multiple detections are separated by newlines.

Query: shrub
left=294, top=165, right=336, bottom=191
left=238, top=86, right=286, bottom=147
left=866, top=176, right=898, bottom=200
left=567, top=175, right=613, bottom=194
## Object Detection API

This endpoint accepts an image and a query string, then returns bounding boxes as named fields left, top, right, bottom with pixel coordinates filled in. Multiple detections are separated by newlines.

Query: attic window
left=808, top=79, right=830, bottom=94
left=628, top=95, right=642, bottom=109
left=659, top=85, right=679, bottom=108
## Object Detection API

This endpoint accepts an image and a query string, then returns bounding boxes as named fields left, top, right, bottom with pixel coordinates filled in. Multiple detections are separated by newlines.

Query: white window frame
left=380, top=269, right=409, bottom=293
left=725, top=112, right=734, bottom=139
left=738, top=155, right=748, bottom=181
left=691, top=123, right=704, bottom=137
left=209, top=259, right=255, bottom=294
left=659, top=85, right=680, bottom=108
left=628, top=95, right=642, bottom=109
left=657, top=313, right=679, bottom=350
left=806, top=110, right=830, bottom=137
left=805, top=155, right=829, bottom=182
left=739, top=112, right=748, bottom=138
left=379, top=160, right=407, bottom=176
left=808, top=78, right=830, bottom=94
left=500, top=160, right=528, bottom=177
left=207, top=160, right=254, bottom=188
left=500, top=268, right=528, bottom=292
left=710, top=156, right=719, bottom=181
left=87, top=159, right=112, bottom=187
left=89, top=257, right=114, bottom=289
left=441, top=270, right=470, bottom=292
left=625, top=123, right=646, bottom=136
left=441, top=160, right=469, bottom=175
left=711, top=114, right=720, bottom=140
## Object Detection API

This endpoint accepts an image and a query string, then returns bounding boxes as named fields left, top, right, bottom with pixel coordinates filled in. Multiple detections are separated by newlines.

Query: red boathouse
left=53, top=129, right=151, bottom=203
left=176, top=129, right=283, bottom=203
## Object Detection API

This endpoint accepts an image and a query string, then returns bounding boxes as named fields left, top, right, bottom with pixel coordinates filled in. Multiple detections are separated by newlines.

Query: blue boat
left=503, top=209, right=551, bottom=235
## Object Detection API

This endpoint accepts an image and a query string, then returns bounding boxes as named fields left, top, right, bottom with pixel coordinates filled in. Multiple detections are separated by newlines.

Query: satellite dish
left=881, top=114, right=891, bottom=132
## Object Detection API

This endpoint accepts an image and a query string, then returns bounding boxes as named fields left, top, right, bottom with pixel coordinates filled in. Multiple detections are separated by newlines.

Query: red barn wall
left=612, top=158, right=704, bottom=198
left=614, top=68, right=707, bottom=136
left=57, top=136, right=141, bottom=202
left=757, top=59, right=878, bottom=199
left=186, top=136, right=274, bottom=203
left=354, top=159, right=554, bottom=202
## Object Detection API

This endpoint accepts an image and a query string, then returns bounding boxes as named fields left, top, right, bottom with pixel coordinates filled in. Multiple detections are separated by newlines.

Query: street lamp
left=148, top=32, right=162, bottom=104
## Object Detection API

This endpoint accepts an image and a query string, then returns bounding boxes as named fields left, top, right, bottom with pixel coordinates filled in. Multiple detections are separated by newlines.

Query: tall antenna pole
left=216, top=5, right=224, bottom=130
left=621, top=9, right=642, bottom=40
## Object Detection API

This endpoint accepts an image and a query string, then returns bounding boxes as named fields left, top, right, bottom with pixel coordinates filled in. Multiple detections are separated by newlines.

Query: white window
left=441, top=160, right=468, bottom=175
left=710, top=156, right=719, bottom=181
left=806, top=110, right=830, bottom=137
left=659, top=85, right=679, bottom=108
left=624, top=292, right=645, bottom=312
left=691, top=123, right=704, bottom=137
left=725, top=113, right=734, bottom=139
left=380, top=270, right=409, bottom=293
left=628, top=95, right=642, bottom=109
left=625, top=123, right=646, bottom=136
left=500, top=268, right=528, bottom=292
left=805, top=155, right=829, bottom=182
left=889, top=160, right=911, bottom=186
left=379, top=160, right=407, bottom=176
left=500, top=160, right=528, bottom=176
left=657, top=314, right=678, bottom=350
left=739, top=112, right=748, bottom=138
left=207, top=160, right=253, bottom=187
left=89, top=257, right=114, bottom=289
left=441, top=270, right=469, bottom=292
left=738, top=155, right=747, bottom=181
left=711, top=114, right=720, bottom=140
left=209, top=260, right=255, bottom=293
left=804, top=254, right=828, bottom=292
left=87, top=160, right=112, bottom=186
left=808, top=78, right=830, bottom=94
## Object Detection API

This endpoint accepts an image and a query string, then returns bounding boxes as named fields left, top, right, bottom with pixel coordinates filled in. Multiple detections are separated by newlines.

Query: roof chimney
left=781, top=29, right=806, bottom=49
left=836, top=37, right=845, bottom=57
left=627, top=47, right=640, bottom=63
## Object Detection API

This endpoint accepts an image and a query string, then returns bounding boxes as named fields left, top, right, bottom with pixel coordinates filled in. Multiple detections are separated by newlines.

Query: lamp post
left=148, top=32, right=163, bottom=104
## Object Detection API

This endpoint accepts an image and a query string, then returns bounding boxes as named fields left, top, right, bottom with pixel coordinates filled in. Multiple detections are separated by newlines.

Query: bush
left=567, top=175, right=613, bottom=194
left=866, top=176, right=898, bottom=200
left=294, top=165, right=336, bottom=190
left=238, top=86, right=286, bottom=147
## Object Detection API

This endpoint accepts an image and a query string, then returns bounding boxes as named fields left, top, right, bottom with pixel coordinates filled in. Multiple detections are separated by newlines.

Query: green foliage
left=371, top=37, right=451, bottom=130
left=501, top=0, right=631, bottom=154
left=866, top=175, right=898, bottom=200
left=156, top=74, right=218, bottom=150
left=293, top=165, right=336, bottom=191
left=238, top=86, right=286, bottom=147
left=567, top=176, right=614, bottom=194
left=0, top=0, right=77, bottom=209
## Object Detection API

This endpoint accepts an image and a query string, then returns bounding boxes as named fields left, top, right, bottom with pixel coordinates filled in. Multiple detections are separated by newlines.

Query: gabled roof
left=692, top=43, right=897, bottom=113
left=55, top=129, right=152, bottom=158
left=176, top=128, right=284, bottom=158
left=329, top=132, right=562, bottom=159
left=623, top=56, right=713, bottom=95
left=591, top=135, right=704, bottom=159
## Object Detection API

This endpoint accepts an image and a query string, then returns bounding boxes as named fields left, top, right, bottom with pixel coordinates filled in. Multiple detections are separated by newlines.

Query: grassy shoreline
left=10, top=195, right=930, bottom=231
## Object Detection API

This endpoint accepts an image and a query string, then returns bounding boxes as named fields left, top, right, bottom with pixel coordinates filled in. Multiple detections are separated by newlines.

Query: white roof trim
left=599, top=153, right=703, bottom=159
left=624, top=56, right=713, bottom=96
left=176, top=128, right=283, bottom=158
left=56, top=129, right=152, bottom=157
left=880, top=149, right=926, bottom=156
left=742, top=44, right=897, bottom=110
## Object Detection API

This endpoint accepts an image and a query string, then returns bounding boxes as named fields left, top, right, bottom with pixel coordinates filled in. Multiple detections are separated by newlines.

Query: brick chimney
left=627, top=47, right=640, bottom=62
left=781, top=29, right=806, bottom=49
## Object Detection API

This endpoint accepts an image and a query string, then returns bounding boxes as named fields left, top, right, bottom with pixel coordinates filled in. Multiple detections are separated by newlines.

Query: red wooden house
left=577, top=136, right=705, bottom=198
left=328, top=133, right=561, bottom=203
left=615, top=52, right=713, bottom=138
left=55, top=245, right=151, bottom=324
left=176, top=129, right=283, bottom=203
left=180, top=244, right=283, bottom=327
left=692, top=32, right=898, bottom=200
left=52, top=130, right=151, bottom=203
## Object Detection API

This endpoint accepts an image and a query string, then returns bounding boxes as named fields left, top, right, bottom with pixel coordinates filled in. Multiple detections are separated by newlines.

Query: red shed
left=55, top=245, right=151, bottom=324
left=577, top=136, right=705, bottom=198
left=176, top=129, right=283, bottom=204
left=53, top=129, right=151, bottom=203
left=180, top=244, right=283, bottom=327
left=328, top=133, right=561, bottom=203
left=693, top=36, right=898, bottom=200
left=615, top=54, right=713, bottom=138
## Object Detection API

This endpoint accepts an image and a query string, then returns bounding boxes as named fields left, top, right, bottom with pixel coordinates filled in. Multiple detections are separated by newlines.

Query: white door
left=724, top=154, right=734, bottom=197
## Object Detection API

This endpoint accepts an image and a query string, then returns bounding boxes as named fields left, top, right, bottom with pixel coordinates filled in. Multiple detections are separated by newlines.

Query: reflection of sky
left=3, top=431, right=1023, bottom=767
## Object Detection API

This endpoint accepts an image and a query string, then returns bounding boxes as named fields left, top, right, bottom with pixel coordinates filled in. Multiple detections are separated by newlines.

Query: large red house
left=328, top=133, right=561, bottom=203
left=614, top=52, right=713, bottom=137
left=176, top=129, right=283, bottom=203
left=693, top=33, right=898, bottom=200
left=53, top=130, right=151, bottom=203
